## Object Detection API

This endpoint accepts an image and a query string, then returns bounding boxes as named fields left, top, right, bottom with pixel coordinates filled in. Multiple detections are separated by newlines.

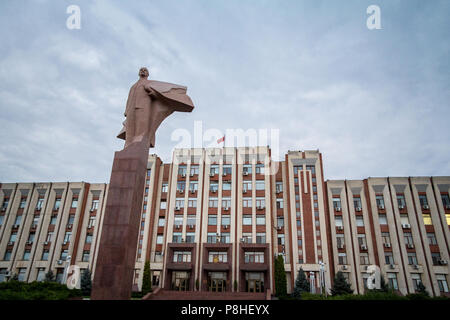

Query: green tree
left=44, top=270, right=55, bottom=282
left=80, top=268, right=92, bottom=296
left=274, top=255, right=287, bottom=297
left=141, top=261, right=151, bottom=295
left=331, top=271, right=353, bottom=296
left=293, top=267, right=310, bottom=298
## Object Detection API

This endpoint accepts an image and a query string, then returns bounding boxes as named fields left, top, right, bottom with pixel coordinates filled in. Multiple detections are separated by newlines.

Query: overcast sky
left=0, top=0, right=449, bottom=183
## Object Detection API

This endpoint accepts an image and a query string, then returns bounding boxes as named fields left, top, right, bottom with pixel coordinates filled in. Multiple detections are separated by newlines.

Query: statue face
left=139, top=67, right=149, bottom=78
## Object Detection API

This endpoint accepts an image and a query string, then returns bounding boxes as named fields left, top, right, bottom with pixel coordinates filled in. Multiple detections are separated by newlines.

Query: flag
left=217, top=135, right=225, bottom=144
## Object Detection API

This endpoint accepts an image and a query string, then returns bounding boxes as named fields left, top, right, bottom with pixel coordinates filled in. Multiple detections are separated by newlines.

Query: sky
left=0, top=0, right=449, bottom=183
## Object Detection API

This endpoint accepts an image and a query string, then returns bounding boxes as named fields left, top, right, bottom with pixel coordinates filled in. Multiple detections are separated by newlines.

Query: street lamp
left=318, top=261, right=326, bottom=296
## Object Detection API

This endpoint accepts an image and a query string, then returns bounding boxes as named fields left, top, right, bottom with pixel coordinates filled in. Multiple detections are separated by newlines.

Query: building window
left=156, top=235, right=163, bottom=244
left=355, top=216, right=364, bottom=227
left=404, top=232, right=413, bottom=245
left=64, top=232, right=72, bottom=243
left=46, top=232, right=53, bottom=242
left=36, top=198, right=44, bottom=210
left=277, top=217, right=284, bottom=228
left=255, top=164, right=264, bottom=174
left=375, top=195, right=385, bottom=209
left=256, top=215, right=265, bottom=225
left=277, top=234, right=285, bottom=245
left=174, top=216, right=183, bottom=228
left=208, top=198, right=218, bottom=208
left=357, top=235, right=367, bottom=248
left=186, top=232, right=195, bottom=243
left=177, top=181, right=186, bottom=192
left=50, top=215, right=57, bottom=225
left=380, top=232, right=390, bottom=246
left=223, top=181, right=232, bottom=191
left=422, top=214, right=432, bottom=225
left=242, top=197, right=252, bottom=208
left=338, top=253, right=347, bottom=265
left=54, top=198, right=61, bottom=210
left=19, top=197, right=27, bottom=209
left=431, top=253, right=441, bottom=265
left=437, top=274, right=449, bottom=293
left=387, top=273, right=398, bottom=290
left=14, top=215, right=22, bottom=226
left=223, top=165, right=232, bottom=175
left=158, top=218, right=165, bottom=227
left=36, top=268, right=46, bottom=282
left=385, top=252, right=394, bottom=265
left=276, top=182, right=283, bottom=193
left=336, top=234, right=345, bottom=248
left=256, top=198, right=265, bottom=208
left=88, top=216, right=96, bottom=228
left=1, top=198, right=9, bottom=211
left=378, top=214, right=387, bottom=225
left=335, top=216, right=343, bottom=227
left=208, top=251, right=227, bottom=263
left=255, top=181, right=265, bottom=191
left=41, top=249, right=49, bottom=261
left=186, top=215, right=196, bottom=226
left=333, top=198, right=341, bottom=210
left=175, top=198, right=185, bottom=208
left=407, top=252, right=418, bottom=265
left=85, top=234, right=93, bottom=244
left=222, top=198, right=231, bottom=209
left=256, top=233, right=266, bottom=244
left=91, top=199, right=99, bottom=211
left=172, top=232, right=182, bottom=243
left=243, top=215, right=252, bottom=225
left=82, top=251, right=90, bottom=262
left=9, top=232, right=17, bottom=243
left=242, top=233, right=252, bottom=244
left=207, top=232, right=217, bottom=243
left=161, top=183, right=168, bottom=193
left=209, top=182, right=219, bottom=193
left=306, top=165, right=315, bottom=174
left=359, top=253, right=369, bottom=265
left=190, top=165, right=199, bottom=176
left=397, top=194, right=406, bottom=208
left=411, top=274, right=422, bottom=292
left=23, top=250, right=31, bottom=261
left=208, top=215, right=217, bottom=226
left=276, top=199, right=283, bottom=209
left=221, top=215, right=230, bottom=226
left=3, top=250, right=12, bottom=261
left=160, top=201, right=167, bottom=210
left=353, top=198, right=362, bottom=210
left=147, top=169, right=152, bottom=177
left=60, top=250, right=68, bottom=261
left=419, top=194, right=428, bottom=207
left=178, top=166, right=187, bottom=176
left=71, top=198, right=78, bottom=208
left=427, top=232, right=437, bottom=245
left=243, top=164, right=252, bottom=174
left=244, top=252, right=264, bottom=263
left=17, top=268, right=27, bottom=281
left=188, top=198, right=197, bottom=208
left=243, top=181, right=252, bottom=192
left=220, top=232, right=230, bottom=243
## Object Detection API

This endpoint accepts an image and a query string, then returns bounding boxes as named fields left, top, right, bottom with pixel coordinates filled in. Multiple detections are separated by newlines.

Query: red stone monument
left=91, top=67, right=194, bottom=300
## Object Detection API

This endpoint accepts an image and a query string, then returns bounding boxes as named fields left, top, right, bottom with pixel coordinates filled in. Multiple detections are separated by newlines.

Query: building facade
left=0, top=147, right=449, bottom=297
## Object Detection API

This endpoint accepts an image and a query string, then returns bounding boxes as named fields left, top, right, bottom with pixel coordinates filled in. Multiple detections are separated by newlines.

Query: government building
left=0, top=147, right=449, bottom=297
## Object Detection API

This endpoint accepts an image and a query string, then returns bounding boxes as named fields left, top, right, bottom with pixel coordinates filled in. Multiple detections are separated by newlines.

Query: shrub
left=80, top=268, right=92, bottom=296
left=0, top=280, right=83, bottom=300
left=293, top=267, right=310, bottom=298
left=141, top=261, right=151, bottom=295
left=330, top=271, right=353, bottom=296
left=274, top=255, right=287, bottom=297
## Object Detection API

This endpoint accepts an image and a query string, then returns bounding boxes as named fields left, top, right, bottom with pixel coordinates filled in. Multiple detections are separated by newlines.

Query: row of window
left=0, top=197, right=100, bottom=212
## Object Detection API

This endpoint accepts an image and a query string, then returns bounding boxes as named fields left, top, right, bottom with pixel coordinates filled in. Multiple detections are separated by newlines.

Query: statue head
left=139, top=67, right=149, bottom=79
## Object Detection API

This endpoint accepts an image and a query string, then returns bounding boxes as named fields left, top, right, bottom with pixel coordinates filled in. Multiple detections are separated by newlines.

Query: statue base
left=91, top=137, right=149, bottom=300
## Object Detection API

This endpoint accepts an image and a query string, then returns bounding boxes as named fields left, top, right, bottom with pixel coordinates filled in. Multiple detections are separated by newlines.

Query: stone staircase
left=144, top=288, right=270, bottom=300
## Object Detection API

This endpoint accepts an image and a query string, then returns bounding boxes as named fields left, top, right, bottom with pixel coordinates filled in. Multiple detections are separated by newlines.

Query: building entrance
left=245, top=272, right=264, bottom=293
left=171, top=271, right=190, bottom=291
left=208, top=272, right=227, bottom=292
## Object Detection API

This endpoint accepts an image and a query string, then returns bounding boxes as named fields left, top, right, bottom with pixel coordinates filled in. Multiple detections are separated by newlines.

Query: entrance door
left=172, top=271, right=190, bottom=291
left=208, top=272, right=227, bottom=292
left=246, top=272, right=264, bottom=293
